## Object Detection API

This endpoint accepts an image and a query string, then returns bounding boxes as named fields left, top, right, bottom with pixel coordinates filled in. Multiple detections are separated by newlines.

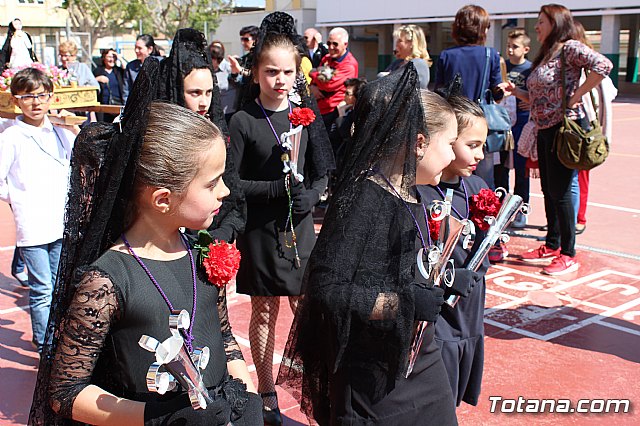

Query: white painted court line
left=528, top=192, right=640, bottom=214
left=540, top=297, right=640, bottom=341
left=594, top=319, right=640, bottom=337
left=485, top=288, right=521, bottom=301
left=0, top=304, right=29, bottom=315
left=0, top=245, right=16, bottom=252
left=484, top=267, right=640, bottom=341
left=484, top=318, right=547, bottom=340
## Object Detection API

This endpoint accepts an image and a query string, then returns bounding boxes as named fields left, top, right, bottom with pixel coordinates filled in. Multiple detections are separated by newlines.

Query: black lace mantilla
left=277, top=64, right=425, bottom=423
left=158, top=28, right=247, bottom=243
left=29, top=58, right=249, bottom=425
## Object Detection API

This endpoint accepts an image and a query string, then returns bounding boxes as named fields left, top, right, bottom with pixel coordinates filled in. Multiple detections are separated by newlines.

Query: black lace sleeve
left=216, top=285, right=244, bottom=362
left=48, top=268, right=121, bottom=419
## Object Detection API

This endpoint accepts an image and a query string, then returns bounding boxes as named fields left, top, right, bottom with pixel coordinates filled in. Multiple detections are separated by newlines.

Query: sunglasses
left=328, top=41, right=341, bottom=48
left=241, top=37, right=252, bottom=42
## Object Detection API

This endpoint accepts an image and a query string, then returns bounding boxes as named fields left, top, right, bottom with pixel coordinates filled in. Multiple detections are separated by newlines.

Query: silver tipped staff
left=444, top=188, right=530, bottom=307
left=139, top=310, right=213, bottom=410
left=406, top=189, right=465, bottom=377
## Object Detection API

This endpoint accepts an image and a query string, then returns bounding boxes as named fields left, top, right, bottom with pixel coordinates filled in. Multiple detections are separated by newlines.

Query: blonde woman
left=390, top=24, right=431, bottom=88
left=58, top=40, right=99, bottom=87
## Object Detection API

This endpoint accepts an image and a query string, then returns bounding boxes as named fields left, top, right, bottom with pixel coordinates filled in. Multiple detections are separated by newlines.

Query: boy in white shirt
left=0, top=68, right=78, bottom=352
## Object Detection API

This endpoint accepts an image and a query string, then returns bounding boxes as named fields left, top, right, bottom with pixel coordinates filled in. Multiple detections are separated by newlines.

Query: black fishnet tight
left=250, top=295, right=299, bottom=409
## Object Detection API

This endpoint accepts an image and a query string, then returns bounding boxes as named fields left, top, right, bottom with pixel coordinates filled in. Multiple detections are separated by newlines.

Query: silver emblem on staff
left=139, top=310, right=213, bottom=410
left=407, top=189, right=464, bottom=377
left=444, top=189, right=530, bottom=307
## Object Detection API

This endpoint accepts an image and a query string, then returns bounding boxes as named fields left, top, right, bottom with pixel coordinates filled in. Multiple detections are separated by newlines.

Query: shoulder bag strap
left=561, top=47, right=567, bottom=114
left=563, top=47, right=600, bottom=123
left=583, top=69, right=600, bottom=124
left=479, top=47, right=490, bottom=103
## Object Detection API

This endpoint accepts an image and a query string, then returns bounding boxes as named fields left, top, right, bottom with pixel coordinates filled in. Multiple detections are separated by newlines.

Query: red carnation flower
left=289, top=107, right=316, bottom=127
left=201, top=241, right=241, bottom=288
left=427, top=216, right=441, bottom=243
left=469, top=189, right=502, bottom=231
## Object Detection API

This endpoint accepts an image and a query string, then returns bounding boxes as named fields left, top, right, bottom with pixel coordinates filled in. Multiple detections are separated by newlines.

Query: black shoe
left=260, top=391, right=282, bottom=426
left=262, top=407, right=282, bottom=426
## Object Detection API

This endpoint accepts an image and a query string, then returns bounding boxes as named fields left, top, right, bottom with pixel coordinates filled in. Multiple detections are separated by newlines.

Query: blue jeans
left=11, top=247, right=25, bottom=275
left=20, top=239, right=62, bottom=351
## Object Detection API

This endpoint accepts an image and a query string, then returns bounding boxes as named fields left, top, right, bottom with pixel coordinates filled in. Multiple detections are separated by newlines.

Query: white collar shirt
left=0, top=115, right=75, bottom=246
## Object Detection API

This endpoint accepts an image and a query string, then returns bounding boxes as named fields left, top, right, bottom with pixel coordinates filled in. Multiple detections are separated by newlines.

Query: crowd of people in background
left=0, top=3, right=617, bottom=425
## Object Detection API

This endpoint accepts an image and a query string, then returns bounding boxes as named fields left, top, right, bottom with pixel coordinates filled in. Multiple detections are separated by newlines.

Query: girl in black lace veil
left=158, top=27, right=246, bottom=243
left=277, top=64, right=460, bottom=425
left=29, top=58, right=262, bottom=425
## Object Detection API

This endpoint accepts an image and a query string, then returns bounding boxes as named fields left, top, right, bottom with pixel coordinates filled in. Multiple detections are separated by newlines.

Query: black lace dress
left=48, top=249, right=261, bottom=424
left=417, top=175, right=491, bottom=406
left=229, top=101, right=328, bottom=296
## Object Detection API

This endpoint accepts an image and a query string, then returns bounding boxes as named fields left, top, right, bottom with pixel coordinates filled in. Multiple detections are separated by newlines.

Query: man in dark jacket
left=304, top=27, right=328, bottom=68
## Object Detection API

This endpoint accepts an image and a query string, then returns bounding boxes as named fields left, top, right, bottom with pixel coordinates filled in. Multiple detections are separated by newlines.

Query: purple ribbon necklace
left=257, top=98, right=292, bottom=153
left=434, top=178, right=469, bottom=220
left=375, top=171, right=429, bottom=252
left=257, top=98, right=301, bottom=268
left=121, top=232, right=198, bottom=352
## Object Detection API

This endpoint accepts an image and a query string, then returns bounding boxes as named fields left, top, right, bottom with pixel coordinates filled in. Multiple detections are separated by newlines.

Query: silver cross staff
left=139, top=310, right=213, bottom=410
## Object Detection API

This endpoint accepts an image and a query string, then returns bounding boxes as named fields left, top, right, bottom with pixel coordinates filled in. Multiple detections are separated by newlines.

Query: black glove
left=144, top=392, right=231, bottom=426
left=447, top=268, right=481, bottom=298
left=412, top=283, right=445, bottom=323
left=267, top=177, right=287, bottom=199
left=209, top=226, right=232, bottom=244
left=292, top=188, right=319, bottom=215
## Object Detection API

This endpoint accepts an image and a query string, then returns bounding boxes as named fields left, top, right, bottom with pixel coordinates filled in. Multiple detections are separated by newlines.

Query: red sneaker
left=488, top=243, right=508, bottom=263
left=542, top=254, right=579, bottom=276
left=520, top=244, right=561, bottom=263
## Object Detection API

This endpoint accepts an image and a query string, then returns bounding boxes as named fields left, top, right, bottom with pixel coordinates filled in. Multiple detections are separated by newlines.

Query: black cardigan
left=93, top=65, right=125, bottom=104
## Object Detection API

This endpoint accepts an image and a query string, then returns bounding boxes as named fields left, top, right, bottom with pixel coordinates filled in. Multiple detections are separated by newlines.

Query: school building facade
left=215, top=0, right=640, bottom=89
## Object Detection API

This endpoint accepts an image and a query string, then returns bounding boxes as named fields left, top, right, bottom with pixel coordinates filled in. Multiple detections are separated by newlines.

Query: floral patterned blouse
left=527, top=39, right=612, bottom=129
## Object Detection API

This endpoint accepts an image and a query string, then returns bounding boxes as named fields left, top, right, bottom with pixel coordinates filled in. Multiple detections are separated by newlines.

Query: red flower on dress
left=469, top=189, right=502, bottom=231
left=201, top=241, right=241, bottom=288
left=288, top=107, right=316, bottom=127
left=427, top=216, right=441, bottom=243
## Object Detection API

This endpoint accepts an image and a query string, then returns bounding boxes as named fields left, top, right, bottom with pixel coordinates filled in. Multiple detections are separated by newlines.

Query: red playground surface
left=1, top=100, right=639, bottom=425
